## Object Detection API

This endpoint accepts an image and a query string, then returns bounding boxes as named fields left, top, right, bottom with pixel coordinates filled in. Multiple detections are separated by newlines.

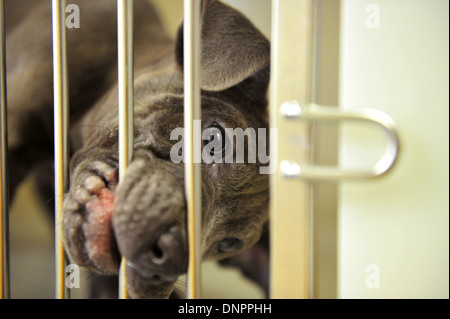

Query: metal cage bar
left=184, top=0, right=202, bottom=299
left=117, top=0, right=134, bottom=300
left=52, top=0, right=69, bottom=300
left=0, top=0, right=10, bottom=300
left=269, top=0, right=315, bottom=298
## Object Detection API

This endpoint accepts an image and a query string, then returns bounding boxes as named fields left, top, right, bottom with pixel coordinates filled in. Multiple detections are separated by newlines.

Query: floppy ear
left=175, top=0, right=270, bottom=92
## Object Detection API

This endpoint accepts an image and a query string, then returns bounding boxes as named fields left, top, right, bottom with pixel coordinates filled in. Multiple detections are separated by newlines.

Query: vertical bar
left=184, top=0, right=202, bottom=299
left=269, top=0, right=314, bottom=298
left=52, top=0, right=69, bottom=299
left=311, top=0, right=340, bottom=298
left=117, top=0, right=134, bottom=300
left=0, top=0, right=10, bottom=299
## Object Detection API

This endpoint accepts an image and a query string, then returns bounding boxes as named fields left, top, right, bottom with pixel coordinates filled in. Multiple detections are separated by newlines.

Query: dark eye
left=218, top=238, right=243, bottom=253
left=204, top=124, right=226, bottom=156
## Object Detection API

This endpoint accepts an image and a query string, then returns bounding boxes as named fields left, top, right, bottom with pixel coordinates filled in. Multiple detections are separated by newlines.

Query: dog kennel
left=1, top=0, right=448, bottom=299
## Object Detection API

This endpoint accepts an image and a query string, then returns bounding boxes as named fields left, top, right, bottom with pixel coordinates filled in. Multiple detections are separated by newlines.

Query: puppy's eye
left=204, top=124, right=226, bottom=157
left=218, top=237, right=243, bottom=253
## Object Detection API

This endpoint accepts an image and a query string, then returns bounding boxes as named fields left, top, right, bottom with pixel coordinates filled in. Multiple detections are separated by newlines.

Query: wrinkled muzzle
left=112, top=151, right=188, bottom=298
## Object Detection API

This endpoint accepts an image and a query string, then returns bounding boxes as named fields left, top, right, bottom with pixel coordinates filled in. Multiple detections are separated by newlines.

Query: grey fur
left=5, top=0, right=271, bottom=298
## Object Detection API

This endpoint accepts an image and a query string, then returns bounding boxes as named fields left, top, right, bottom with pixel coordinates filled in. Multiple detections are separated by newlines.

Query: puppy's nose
left=111, top=155, right=188, bottom=283
left=127, top=225, right=187, bottom=282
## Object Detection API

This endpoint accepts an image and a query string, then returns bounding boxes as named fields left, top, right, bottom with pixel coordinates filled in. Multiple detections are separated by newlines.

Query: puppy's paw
left=63, top=161, right=120, bottom=274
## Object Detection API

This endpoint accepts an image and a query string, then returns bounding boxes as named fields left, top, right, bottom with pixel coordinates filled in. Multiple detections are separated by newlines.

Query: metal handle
left=279, top=101, right=400, bottom=181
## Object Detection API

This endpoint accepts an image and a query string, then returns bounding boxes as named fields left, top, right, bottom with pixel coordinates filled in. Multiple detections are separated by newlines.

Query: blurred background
left=8, top=0, right=449, bottom=299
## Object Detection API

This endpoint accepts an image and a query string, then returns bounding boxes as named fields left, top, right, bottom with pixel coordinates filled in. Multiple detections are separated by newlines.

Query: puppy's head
left=64, top=0, right=270, bottom=299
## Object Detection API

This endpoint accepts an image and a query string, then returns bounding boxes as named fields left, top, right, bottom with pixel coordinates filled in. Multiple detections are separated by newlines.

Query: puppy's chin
left=126, top=265, right=178, bottom=299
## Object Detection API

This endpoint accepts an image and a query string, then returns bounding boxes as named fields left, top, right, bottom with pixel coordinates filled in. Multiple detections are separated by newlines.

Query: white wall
left=153, top=0, right=271, bottom=40
left=339, top=0, right=449, bottom=298
left=221, top=0, right=271, bottom=39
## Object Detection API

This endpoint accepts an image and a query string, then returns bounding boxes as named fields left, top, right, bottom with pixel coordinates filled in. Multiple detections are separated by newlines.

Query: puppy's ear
left=175, top=0, right=270, bottom=92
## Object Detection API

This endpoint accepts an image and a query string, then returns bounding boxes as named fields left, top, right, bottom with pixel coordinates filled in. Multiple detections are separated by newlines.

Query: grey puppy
left=5, top=0, right=270, bottom=298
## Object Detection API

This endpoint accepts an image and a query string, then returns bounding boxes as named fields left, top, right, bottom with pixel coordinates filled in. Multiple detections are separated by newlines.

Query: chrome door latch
left=279, top=101, right=400, bottom=181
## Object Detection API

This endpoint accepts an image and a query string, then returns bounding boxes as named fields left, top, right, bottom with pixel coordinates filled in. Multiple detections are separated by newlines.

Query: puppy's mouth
left=125, top=261, right=179, bottom=299
left=63, top=161, right=179, bottom=299
left=82, top=178, right=120, bottom=273
left=63, top=163, right=121, bottom=274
